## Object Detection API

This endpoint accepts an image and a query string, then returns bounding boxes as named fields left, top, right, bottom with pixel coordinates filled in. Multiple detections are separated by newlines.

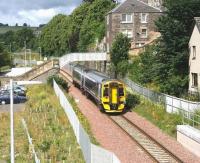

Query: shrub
left=47, top=75, right=69, bottom=92
left=126, top=93, right=140, bottom=109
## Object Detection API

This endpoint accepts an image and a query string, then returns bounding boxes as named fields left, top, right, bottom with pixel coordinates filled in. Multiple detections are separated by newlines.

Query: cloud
left=0, top=0, right=81, bottom=26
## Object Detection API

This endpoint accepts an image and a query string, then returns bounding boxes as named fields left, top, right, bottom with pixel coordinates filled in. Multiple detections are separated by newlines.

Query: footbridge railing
left=59, top=53, right=108, bottom=68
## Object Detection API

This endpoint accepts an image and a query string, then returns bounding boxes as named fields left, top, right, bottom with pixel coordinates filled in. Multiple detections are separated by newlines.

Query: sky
left=0, top=0, right=82, bottom=27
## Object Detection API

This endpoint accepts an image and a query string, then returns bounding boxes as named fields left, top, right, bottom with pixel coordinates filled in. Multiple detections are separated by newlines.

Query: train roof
left=85, top=70, right=109, bottom=83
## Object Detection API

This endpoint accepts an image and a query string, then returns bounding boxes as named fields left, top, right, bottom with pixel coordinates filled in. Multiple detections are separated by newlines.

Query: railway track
left=110, top=115, right=183, bottom=163
left=60, top=69, right=183, bottom=163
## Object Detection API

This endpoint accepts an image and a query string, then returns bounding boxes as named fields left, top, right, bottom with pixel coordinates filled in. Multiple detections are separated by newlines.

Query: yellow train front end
left=101, top=80, right=126, bottom=113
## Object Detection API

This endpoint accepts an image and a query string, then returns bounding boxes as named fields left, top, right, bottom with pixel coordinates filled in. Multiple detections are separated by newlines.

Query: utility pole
left=39, top=47, right=42, bottom=61
left=24, top=41, right=27, bottom=67
left=10, top=79, right=15, bottom=163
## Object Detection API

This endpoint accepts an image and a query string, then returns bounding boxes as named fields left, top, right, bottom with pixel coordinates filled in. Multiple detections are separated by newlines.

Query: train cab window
left=119, top=88, right=124, bottom=96
left=103, top=88, right=109, bottom=97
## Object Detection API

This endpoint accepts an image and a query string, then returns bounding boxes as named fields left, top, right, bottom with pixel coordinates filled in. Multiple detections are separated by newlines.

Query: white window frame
left=107, top=31, right=109, bottom=38
left=140, top=28, right=148, bottom=38
left=141, top=13, right=148, bottom=23
left=107, top=15, right=109, bottom=25
left=122, top=29, right=133, bottom=38
left=121, top=14, right=133, bottom=23
left=192, top=73, right=198, bottom=87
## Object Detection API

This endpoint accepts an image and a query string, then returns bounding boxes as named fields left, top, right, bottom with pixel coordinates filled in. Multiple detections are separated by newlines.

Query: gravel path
left=124, top=112, right=200, bottom=163
left=69, top=86, right=153, bottom=163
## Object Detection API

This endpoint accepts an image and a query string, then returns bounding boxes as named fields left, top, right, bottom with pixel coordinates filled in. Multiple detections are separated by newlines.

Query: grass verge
left=0, top=84, right=85, bottom=162
left=128, top=89, right=182, bottom=137
left=60, top=87, right=99, bottom=145
left=24, top=85, right=84, bottom=162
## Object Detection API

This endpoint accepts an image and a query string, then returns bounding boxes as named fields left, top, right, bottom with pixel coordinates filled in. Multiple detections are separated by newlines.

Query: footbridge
left=59, top=52, right=108, bottom=68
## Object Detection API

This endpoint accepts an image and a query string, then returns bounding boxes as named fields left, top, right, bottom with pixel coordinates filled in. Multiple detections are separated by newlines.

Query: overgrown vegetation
left=47, top=75, right=69, bottom=92
left=0, top=85, right=86, bottom=162
left=24, top=85, right=85, bottom=162
left=40, top=0, right=116, bottom=56
left=129, top=94, right=182, bottom=137
left=126, top=93, right=140, bottom=110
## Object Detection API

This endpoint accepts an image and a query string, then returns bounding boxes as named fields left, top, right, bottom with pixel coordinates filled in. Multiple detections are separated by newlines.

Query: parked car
left=0, top=89, right=25, bottom=97
left=0, top=94, right=27, bottom=105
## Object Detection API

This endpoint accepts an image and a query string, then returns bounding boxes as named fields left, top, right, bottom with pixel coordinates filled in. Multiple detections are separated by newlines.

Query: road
left=0, top=103, right=25, bottom=113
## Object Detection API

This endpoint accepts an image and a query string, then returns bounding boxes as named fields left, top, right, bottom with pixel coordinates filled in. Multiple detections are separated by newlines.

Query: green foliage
left=126, top=93, right=140, bottom=109
left=133, top=97, right=182, bottom=137
left=0, top=43, right=11, bottom=68
left=78, top=0, right=116, bottom=51
left=40, top=0, right=116, bottom=56
left=154, top=0, right=200, bottom=96
left=0, top=27, right=37, bottom=52
left=47, top=75, right=69, bottom=92
left=129, top=0, right=200, bottom=97
left=110, top=33, right=131, bottom=78
left=40, top=14, right=71, bottom=57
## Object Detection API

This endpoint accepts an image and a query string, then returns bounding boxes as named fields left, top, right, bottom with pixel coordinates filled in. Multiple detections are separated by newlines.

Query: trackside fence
left=124, top=78, right=200, bottom=129
left=53, top=80, right=120, bottom=163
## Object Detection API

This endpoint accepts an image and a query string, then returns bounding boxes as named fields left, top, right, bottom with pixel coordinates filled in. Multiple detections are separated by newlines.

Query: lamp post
left=10, top=79, right=15, bottom=163
left=27, top=49, right=32, bottom=66
left=24, top=41, right=27, bottom=67
left=38, top=47, right=42, bottom=61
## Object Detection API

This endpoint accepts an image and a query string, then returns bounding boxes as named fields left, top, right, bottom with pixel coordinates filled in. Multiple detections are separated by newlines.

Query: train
left=64, top=64, right=126, bottom=113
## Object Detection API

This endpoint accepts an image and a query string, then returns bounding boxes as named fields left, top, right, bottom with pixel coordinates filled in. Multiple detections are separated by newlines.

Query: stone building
left=189, top=17, right=200, bottom=93
left=106, top=0, right=162, bottom=52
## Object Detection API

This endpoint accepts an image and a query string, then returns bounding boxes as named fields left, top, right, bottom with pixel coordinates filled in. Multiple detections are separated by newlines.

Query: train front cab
left=101, top=80, right=126, bottom=113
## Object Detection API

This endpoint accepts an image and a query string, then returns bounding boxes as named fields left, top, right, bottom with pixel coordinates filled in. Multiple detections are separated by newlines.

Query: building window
left=135, top=43, right=145, bottom=48
left=107, top=15, right=109, bottom=25
left=141, top=13, right=148, bottom=23
left=122, top=29, right=133, bottom=38
left=192, top=46, right=196, bottom=59
left=122, top=14, right=132, bottom=23
left=107, top=31, right=109, bottom=38
left=107, top=43, right=109, bottom=52
left=141, top=28, right=148, bottom=38
left=192, top=73, right=198, bottom=87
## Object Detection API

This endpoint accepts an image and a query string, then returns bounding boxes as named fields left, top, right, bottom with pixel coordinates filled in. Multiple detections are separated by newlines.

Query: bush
left=47, top=75, right=69, bottom=92
left=126, top=93, right=140, bottom=109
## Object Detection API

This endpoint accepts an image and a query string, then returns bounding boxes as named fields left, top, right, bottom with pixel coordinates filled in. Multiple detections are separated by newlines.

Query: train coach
left=68, top=64, right=126, bottom=113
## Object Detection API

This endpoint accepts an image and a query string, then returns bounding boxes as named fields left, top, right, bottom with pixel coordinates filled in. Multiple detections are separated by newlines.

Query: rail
left=109, top=115, right=183, bottom=163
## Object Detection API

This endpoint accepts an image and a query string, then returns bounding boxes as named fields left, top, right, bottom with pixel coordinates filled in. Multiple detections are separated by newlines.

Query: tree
left=110, top=33, right=131, bottom=78
left=78, top=0, right=116, bottom=51
left=153, top=0, right=200, bottom=96
left=23, top=23, right=27, bottom=27
left=0, top=43, right=11, bottom=68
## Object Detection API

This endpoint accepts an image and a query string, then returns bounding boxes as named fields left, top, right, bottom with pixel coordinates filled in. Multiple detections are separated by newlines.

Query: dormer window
left=122, top=14, right=132, bottom=23
left=141, top=13, right=148, bottom=23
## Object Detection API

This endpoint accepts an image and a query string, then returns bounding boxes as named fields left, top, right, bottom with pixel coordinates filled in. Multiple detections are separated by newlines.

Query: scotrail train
left=65, top=64, right=126, bottom=113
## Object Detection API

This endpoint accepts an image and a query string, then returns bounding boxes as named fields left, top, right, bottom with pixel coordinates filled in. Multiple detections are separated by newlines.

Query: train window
left=119, top=88, right=124, bottom=96
left=103, top=88, right=109, bottom=97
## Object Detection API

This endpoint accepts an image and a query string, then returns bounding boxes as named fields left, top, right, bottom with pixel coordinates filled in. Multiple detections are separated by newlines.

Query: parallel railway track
left=109, top=115, right=183, bottom=163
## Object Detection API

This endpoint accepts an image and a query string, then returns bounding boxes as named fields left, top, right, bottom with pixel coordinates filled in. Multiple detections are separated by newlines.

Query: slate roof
left=194, top=17, right=200, bottom=33
left=109, top=0, right=162, bottom=14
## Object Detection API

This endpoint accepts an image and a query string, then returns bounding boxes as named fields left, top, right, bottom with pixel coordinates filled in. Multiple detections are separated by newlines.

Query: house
left=106, top=0, right=162, bottom=52
left=189, top=17, right=200, bottom=93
